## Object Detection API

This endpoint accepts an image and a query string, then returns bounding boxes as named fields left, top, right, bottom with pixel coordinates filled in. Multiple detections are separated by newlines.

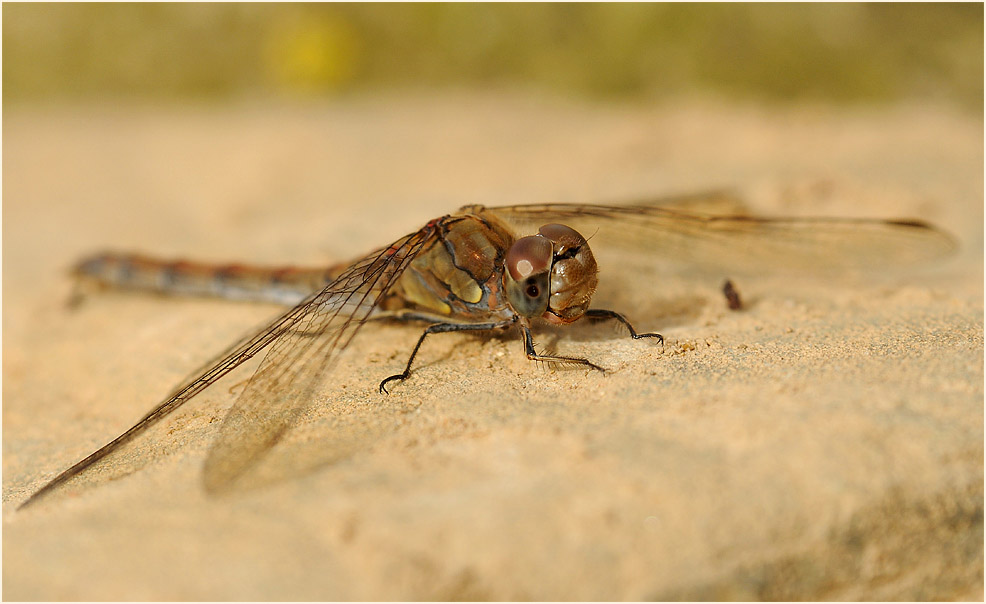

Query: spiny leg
left=522, top=325, right=605, bottom=372
left=585, top=309, right=664, bottom=344
left=380, top=318, right=516, bottom=394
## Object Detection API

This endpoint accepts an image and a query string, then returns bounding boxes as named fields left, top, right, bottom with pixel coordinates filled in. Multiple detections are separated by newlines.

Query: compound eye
left=505, top=235, right=552, bottom=282
left=503, top=235, right=553, bottom=318
left=538, top=223, right=588, bottom=250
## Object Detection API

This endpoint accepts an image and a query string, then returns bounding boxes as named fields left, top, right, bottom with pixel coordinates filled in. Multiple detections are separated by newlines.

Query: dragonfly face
left=503, top=223, right=599, bottom=325
left=539, top=223, right=599, bottom=324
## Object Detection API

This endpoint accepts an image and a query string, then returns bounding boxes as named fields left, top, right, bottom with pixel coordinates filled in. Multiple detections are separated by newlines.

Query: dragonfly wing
left=19, top=291, right=320, bottom=508
left=479, top=199, right=955, bottom=273
left=592, top=190, right=755, bottom=215
left=201, top=226, right=432, bottom=493
left=19, top=225, right=431, bottom=509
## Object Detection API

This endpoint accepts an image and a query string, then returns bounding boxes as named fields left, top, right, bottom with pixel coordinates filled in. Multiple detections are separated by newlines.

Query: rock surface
left=3, top=95, right=982, bottom=600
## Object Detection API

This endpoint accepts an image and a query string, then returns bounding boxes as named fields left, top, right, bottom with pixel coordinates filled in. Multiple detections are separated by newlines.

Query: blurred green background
left=3, top=3, right=983, bottom=110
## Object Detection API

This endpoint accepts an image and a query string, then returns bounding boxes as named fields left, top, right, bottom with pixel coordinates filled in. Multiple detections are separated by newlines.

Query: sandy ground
left=3, top=94, right=983, bottom=600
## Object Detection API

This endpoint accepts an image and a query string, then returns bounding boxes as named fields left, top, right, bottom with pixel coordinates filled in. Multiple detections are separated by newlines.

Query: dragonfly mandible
left=18, top=191, right=955, bottom=508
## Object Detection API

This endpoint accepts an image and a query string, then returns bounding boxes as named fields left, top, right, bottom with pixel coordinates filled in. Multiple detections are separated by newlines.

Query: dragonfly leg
left=522, top=326, right=605, bottom=372
left=585, top=309, right=664, bottom=343
left=380, top=319, right=516, bottom=394
left=290, top=310, right=449, bottom=339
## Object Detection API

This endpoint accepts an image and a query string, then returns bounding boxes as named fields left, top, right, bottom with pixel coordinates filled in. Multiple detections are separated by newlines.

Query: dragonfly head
left=503, top=223, right=598, bottom=324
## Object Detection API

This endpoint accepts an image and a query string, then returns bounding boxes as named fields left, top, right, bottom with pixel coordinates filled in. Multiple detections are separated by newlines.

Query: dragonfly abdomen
left=73, top=253, right=343, bottom=305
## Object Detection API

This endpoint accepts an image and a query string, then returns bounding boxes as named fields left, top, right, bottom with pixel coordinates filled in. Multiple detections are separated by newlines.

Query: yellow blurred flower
left=263, top=14, right=361, bottom=94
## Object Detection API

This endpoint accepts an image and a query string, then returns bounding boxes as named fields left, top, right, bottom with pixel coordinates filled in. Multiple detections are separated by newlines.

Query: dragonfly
left=18, top=191, right=955, bottom=508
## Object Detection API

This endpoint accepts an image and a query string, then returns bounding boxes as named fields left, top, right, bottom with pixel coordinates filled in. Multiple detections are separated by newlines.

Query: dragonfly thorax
left=503, top=223, right=598, bottom=324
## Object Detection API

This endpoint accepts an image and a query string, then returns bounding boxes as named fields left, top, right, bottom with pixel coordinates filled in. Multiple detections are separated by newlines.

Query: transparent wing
left=474, top=193, right=955, bottom=273
left=20, top=224, right=433, bottom=508
left=201, top=226, right=433, bottom=492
